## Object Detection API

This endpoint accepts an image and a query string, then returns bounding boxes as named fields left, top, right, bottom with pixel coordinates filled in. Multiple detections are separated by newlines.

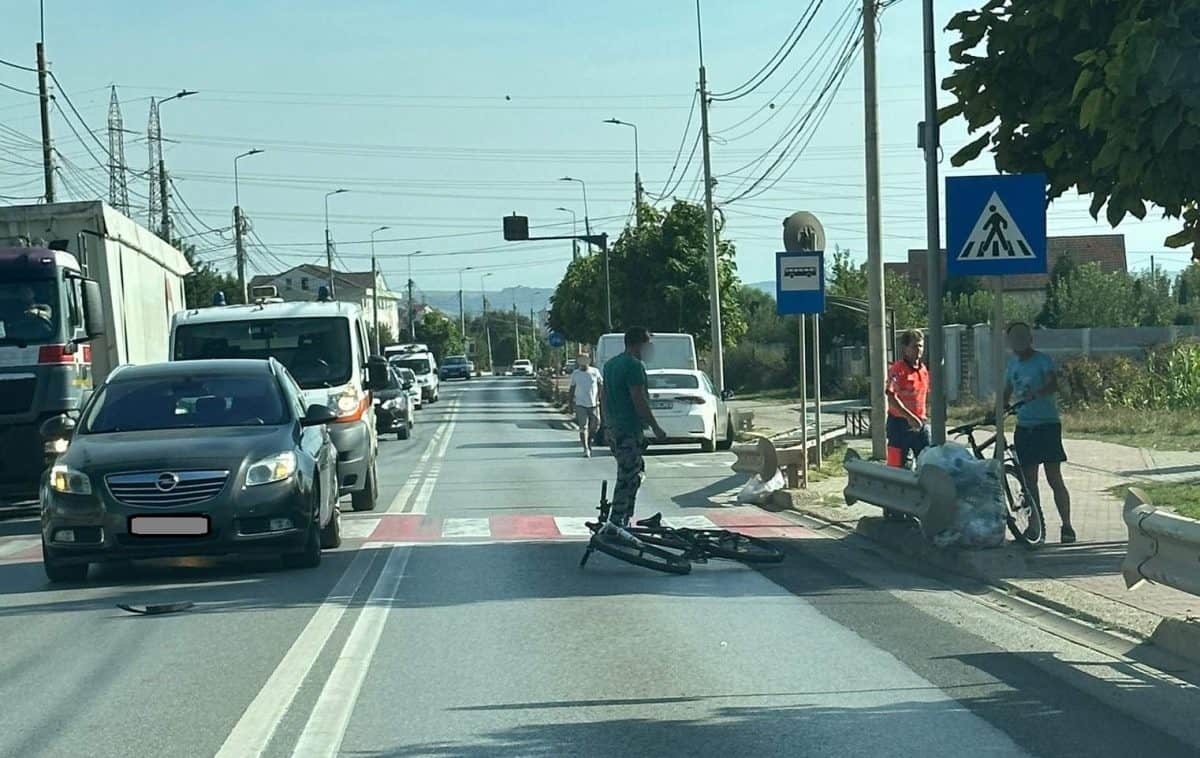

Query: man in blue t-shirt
left=1003, top=322, right=1075, bottom=543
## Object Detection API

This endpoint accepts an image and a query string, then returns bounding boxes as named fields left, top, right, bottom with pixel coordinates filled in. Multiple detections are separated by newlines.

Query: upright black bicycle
left=580, top=482, right=785, bottom=574
left=948, top=402, right=1046, bottom=546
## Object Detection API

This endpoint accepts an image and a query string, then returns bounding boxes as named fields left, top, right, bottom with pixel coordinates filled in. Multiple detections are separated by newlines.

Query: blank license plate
left=651, top=400, right=674, bottom=410
left=129, top=516, right=210, bottom=537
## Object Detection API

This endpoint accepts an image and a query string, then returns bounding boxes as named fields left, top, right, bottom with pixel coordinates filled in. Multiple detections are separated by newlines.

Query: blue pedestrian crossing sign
left=946, top=173, right=1047, bottom=277
left=547, top=331, right=566, bottom=348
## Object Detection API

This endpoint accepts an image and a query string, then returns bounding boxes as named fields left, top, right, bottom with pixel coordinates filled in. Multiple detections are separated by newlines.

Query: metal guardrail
left=1122, top=488, right=1200, bottom=597
left=731, top=427, right=848, bottom=488
left=842, top=449, right=962, bottom=541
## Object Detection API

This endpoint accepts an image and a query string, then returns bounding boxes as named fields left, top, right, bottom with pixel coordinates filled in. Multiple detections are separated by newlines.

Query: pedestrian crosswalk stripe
left=341, top=518, right=381, bottom=540
left=956, top=191, right=1036, bottom=261
left=441, top=518, right=491, bottom=538
left=664, top=515, right=720, bottom=530
left=553, top=517, right=593, bottom=537
left=0, top=538, right=39, bottom=560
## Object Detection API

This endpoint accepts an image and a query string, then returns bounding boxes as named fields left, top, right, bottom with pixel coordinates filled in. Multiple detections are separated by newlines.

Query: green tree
left=367, top=322, right=396, bottom=353
left=941, top=1, right=1200, bottom=258
left=1133, top=269, right=1176, bottom=327
left=1175, top=263, right=1200, bottom=323
left=414, top=310, right=464, bottom=363
left=178, top=242, right=242, bottom=309
left=885, top=271, right=928, bottom=329
left=548, top=201, right=746, bottom=352
left=1038, top=262, right=1137, bottom=328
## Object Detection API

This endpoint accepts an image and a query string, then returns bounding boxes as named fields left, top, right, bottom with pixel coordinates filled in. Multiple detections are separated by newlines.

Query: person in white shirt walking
left=569, top=353, right=603, bottom=457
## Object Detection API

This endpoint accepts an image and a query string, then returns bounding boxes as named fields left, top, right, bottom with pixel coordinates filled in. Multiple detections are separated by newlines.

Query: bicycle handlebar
left=947, top=400, right=1026, bottom=436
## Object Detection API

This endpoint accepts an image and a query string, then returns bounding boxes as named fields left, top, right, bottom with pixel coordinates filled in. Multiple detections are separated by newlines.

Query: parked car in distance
left=440, top=354, right=473, bottom=381
left=645, top=369, right=735, bottom=453
left=38, top=358, right=342, bottom=583
left=374, top=365, right=414, bottom=440
left=395, top=366, right=422, bottom=410
left=511, top=359, right=534, bottom=377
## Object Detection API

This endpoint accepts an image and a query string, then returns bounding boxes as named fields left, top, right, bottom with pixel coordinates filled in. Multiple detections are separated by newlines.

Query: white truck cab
left=168, top=298, right=388, bottom=511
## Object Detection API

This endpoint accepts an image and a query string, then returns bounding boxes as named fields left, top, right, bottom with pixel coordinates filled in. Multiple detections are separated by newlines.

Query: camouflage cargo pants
left=607, top=430, right=647, bottom=526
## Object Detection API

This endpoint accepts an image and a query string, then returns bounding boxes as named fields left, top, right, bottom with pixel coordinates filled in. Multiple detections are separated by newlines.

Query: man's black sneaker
left=1061, top=526, right=1077, bottom=544
left=636, top=513, right=663, bottom=528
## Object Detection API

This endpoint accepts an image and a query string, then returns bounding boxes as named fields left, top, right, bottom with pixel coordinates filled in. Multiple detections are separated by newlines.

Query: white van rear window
left=173, top=317, right=352, bottom=390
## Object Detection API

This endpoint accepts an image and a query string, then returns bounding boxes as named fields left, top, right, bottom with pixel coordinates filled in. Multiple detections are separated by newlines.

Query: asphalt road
left=1, top=377, right=1199, bottom=757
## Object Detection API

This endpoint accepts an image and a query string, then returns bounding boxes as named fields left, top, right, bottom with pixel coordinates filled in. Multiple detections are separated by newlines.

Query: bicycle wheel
left=683, top=529, right=785, bottom=564
left=1003, top=464, right=1045, bottom=546
left=587, top=531, right=692, bottom=575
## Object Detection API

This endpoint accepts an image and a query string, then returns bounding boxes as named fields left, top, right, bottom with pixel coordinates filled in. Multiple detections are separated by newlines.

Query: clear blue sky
left=0, top=0, right=1188, bottom=302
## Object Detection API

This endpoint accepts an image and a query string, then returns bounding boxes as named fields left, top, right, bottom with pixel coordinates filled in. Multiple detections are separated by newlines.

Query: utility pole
left=922, top=0, right=947, bottom=444
left=863, top=0, right=888, bottom=460
left=696, top=2, right=726, bottom=392
left=458, top=266, right=472, bottom=339
left=107, top=87, right=129, bottom=214
left=36, top=42, right=54, bottom=203
left=407, top=277, right=416, bottom=340
left=370, top=226, right=389, bottom=353
left=159, top=157, right=170, bottom=241
left=513, top=303, right=521, bottom=361
left=234, top=206, right=246, bottom=301
left=324, top=189, right=347, bottom=298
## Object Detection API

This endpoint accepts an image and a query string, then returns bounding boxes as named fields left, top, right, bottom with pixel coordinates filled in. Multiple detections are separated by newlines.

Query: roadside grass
left=1107, top=480, right=1200, bottom=521
left=948, top=404, right=1200, bottom=452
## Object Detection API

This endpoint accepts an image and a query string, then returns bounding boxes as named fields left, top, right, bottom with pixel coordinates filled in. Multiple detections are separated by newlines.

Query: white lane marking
left=291, top=546, right=411, bottom=758
left=441, top=518, right=491, bottom=539
left=409, top=399, right=458, bottom=515
left=553, top=517, right=594, bottom=537
left=340, top=518, right=381, bottom=540
left=0, top=538, right=39, bottom=559
left=664, top=515, right=721, bottom=530
left=214, top=548, right=379, bottom=758
left=386, top=421, right=448, bottom=514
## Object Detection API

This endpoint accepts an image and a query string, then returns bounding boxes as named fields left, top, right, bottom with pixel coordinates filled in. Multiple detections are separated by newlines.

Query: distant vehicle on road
left=169, top=298, right=389, bottom=512
left=0, top=201, right=191, bottom=501
left=390, top=351, right=440, bottom=403
left=383, top=343, right=429, bottom=360
left=37, top=358, right=342, bottom=582
left=374, top=365, right=414, bottom=440
left=440, top=354, right=473, bottom=381
left=393, top=365, right=422, bottom=410
left=645, top=369, right=734, bottom=453
left=595, top=332, right=697, bottom=372
left=511, top=359, right=534, bottom=377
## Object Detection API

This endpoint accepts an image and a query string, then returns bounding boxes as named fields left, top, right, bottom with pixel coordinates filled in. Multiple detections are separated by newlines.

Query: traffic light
left=503, top=214, right=529, bottom=241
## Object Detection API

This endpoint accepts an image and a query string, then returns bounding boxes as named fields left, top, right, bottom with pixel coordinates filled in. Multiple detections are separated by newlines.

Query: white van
left=388, top=350, right=440, bottom=403
left=169, top=300, right=389, bottom=512
left=594, top=332, right=697, bottom=372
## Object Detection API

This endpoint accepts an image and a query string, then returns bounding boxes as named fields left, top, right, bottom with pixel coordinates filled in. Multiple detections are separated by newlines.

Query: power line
left=0, top=57, right=37, bottom=73
left=0, top=79, right=37, bottom=97
left=710, top=1, right=827, bottom=102
left=649, top=88, right=699, bottom=202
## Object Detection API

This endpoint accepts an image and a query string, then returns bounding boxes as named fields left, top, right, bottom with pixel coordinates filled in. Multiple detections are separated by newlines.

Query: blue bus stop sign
left=946, top=173, right=1047, bottom=277
left=548, top=331, right=566, bottom=348
left=775, top=251, right=825, bottom=315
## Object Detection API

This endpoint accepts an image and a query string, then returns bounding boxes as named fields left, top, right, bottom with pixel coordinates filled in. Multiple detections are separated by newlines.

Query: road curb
left=782, top=501, right=1200, bottom=667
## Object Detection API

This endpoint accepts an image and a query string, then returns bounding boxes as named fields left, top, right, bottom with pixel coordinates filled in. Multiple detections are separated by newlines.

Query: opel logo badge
left=155, top=472, right=180, bottom=492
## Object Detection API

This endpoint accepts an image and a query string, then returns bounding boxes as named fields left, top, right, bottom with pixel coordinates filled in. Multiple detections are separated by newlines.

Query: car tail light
left=676, top=396, right=706, bottom=404
left=38, top=344, right=75, bottom=364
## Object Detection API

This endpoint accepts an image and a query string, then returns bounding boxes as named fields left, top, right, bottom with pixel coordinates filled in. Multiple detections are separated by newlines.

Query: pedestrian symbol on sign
left=956, top=192, right=1035, bottom=261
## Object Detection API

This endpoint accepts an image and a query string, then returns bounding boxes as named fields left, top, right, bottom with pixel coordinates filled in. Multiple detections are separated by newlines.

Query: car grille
left=105, top=470, right=230, bottom=507
left=0, top=378, right=36, bottom=414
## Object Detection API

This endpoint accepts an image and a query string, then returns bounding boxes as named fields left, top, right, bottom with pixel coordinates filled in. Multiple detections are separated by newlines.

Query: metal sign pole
left=992, top=277, right=1006, bottom=460
left=798, top=314, right=808, bottom=489
left=813, top=314, right=822, bottom=468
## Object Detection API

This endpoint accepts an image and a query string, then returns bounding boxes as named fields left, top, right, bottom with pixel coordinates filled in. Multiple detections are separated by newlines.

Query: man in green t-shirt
left=602, top=327, right=667, bottom=527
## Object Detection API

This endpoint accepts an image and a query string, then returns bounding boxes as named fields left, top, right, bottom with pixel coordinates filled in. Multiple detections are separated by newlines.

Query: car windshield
left=647, top=373, right=700, bottom=390
left=398, top=369, right=417, bottom=384
left=393, top=358, right=431, bottom=375
left=0, top=279, right=62, bottom=345
left=173, top=317, right=352, bottom=390
left=83, top=373, right=287, bottom=433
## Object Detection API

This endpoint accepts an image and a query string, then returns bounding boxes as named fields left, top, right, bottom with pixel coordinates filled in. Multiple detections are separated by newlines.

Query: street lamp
left=558, top=177, right=592, bottom=246
left=370, top=226, right=390, bottom=353
left=152, top=89, right=198, bottom=241
left=481, top=272, right=494, bottom=372
left=604, top=118, right=642, bottom=223
left=554, top=206, right=579, bottom=259
left=323, top=189, right=349, bottom=297
left=403, top=250, right=423, bottom=339
left=232, top=148, right=264, bottom=303
left=458, top=265, right=474, bottom=338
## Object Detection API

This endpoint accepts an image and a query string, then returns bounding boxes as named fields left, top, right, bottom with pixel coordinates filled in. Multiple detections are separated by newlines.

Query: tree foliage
left=179, top=242, right=242, bottom=309
left=548, top=201, right=746, bottom=351
left=414, top=310, right=464, bottom=363
left=941, top=0, right=1200, bottom=257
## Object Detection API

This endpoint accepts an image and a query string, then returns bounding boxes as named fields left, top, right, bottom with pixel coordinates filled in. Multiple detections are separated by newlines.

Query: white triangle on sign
left=956, top=191, right=1036, bottom=261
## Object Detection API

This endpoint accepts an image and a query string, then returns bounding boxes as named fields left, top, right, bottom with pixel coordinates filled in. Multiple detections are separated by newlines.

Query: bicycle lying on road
left=947, top=401, right=1046, bottom=547
left=580, top=481, right=786, bottom=574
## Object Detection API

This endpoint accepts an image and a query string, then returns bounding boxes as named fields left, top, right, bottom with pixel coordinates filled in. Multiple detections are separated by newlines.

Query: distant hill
left=747, top=281, right=776, bottom=298
left=417, top=286, right=554, bottom=319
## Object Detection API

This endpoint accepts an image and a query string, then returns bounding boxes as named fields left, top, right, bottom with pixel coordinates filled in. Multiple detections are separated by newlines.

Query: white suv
left=389, top=351, right=440, bottom=403
left=512, top=359, right=534, bottom=377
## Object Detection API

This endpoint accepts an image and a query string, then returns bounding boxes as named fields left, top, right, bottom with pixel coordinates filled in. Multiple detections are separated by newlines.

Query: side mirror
left=365, top=355, right=389, bottom=392
left=40, top=414, right=77, bottom=440
left=302, top=404, right=338, bottom=427
left=721, top=389, right=735, bottom=401
left=81, top=279, right=106, bottom=340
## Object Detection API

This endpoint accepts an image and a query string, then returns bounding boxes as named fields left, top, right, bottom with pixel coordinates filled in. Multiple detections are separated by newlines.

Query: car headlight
left=246, top=451, right=297, bottom=487
left=50, top=464, right=91, bottom=495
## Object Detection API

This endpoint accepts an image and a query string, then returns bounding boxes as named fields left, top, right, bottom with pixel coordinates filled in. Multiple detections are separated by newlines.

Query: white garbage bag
left=917, top=443, right=1006, bottom=548
left=737, top=469, right=786, bottom=504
